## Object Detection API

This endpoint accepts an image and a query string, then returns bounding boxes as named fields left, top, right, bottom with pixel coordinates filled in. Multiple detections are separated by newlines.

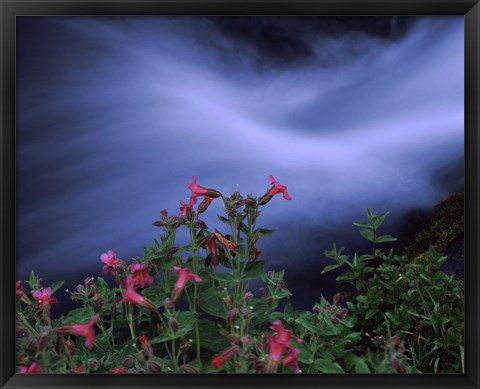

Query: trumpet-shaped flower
left=127, top=263, right=154, bottom=288
left=187, top=176, right=221, bottom=203
left=283, top=347, right=301, bottom=373
left=55, top=314, right=98, bottom=350
left=264, top=320, right=302, bottom=369
left=171, top=266, right=202, bottom=303
left=267, top=175, right=292, bottom=200
left=100, top=250, right=124, bottom=274
left=212, top=345, right=240, bottom=369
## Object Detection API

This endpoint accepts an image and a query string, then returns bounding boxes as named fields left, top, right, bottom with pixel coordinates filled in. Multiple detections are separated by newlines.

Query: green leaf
left=312, top=358, right=344, bottom=373
left=375, top=235, right=397, bottom=243
left=197, top=289, right=227, bottom=319
left=50, top=280, right=65, bottom=294
left=372, top=212, right=389, bottom=229
left=359, top=229, right=375, bottom=242
left=217, top=215, right=229, bottom=223
left=142, top=286, right=169, bottom=307
left=210, top=272, right=236, bottom=284
left=366, top=208, right=375, bottom=223
left=365, top=309, right=378, bottom=320
left=243, top=260, right=265, bottom=280
left=194, top=320, right=229, bottom=353
left=321, top=264, right=340, bottom=274
left=156, top=232, right=176, bottom=256
left=95, top=276, right=110, bottom=296
left=355, top=358, right=370, bottom=373
left=61, top=307, right=95, bottom=324
left=353, top=221, right=373, bottom=229
left=253, top=228, right=276, bottom=237
left=295, top=315, right=318, bottom=333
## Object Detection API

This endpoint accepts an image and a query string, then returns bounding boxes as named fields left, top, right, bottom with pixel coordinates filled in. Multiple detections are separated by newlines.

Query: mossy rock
left=404, top=192, right=464, bottom=261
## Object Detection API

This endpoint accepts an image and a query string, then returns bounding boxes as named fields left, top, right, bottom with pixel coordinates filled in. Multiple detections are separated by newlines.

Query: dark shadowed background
left=16, top=16, right=464, bottom=313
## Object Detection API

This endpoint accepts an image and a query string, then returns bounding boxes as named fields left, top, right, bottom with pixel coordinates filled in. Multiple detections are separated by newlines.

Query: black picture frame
left=1, top=1, right=479, bottom=388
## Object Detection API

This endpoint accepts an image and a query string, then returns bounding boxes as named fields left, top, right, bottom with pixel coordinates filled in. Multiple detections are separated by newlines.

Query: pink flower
left=119, top=279, right=157, bottom=311
left=267, top=175, right=292, bottom=200
left=214, top=230, right=239, bottom=253
left=187, top=175, right=208, bottom=198
left=264, top=320, right=302, bottom=366
left=212, top=345, right=240, bottom=369
left=16, top=280, right=24, bottom=295
left=283, top=347, right=301, bottom=373
left=32, top=287, right=58, bottom=307
left=100, top=250, right=124, bottom=274
left=187, top=176, right=221, bottom=204
left=127, top=262, right=154, bottom=288
left=55, top=314, right=98, bottom=350
left=18, top=361, right=42, bottom=374
left=179, top=196, right=197, bottom=216
left=171, top=266, right=202, bottom=303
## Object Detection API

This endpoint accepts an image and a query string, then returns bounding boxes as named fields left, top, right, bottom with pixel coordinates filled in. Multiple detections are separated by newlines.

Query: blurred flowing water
left=16, top=16, right=464, bottom=311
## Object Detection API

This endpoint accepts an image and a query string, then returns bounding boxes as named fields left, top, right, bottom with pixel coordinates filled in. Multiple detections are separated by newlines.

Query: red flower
left=187, top=175, right=209, bottom=198
left=179, top=196, right=197, bottom=216
left=187, top=176, right=221, bottom=203
left=16, top=280, right=24, bottom=295
left=111, top=366, right=128, bottom=374
left=267, top=175, right=292, bottom=200
left=207, top=235, right=219, bottom=265
left=283, top=347, right=301, bottom=373
left=55, top=314, right=98, bottom=350
left=100, top=250, right=124, bottom=274
left=18, top=361, right=42, bottom=374
left=119, top=279, right=157, bottom=311
left=171, top=266, right=202, bottom=303
left=32, top=287, right=58, bottom=307
left=264, top=320, right=302, bottom=366
left=212, top=345, right=240, bottom=369
left=127, top=262, right=154, bottom=288
left=138, top=335, right=153, bottom=357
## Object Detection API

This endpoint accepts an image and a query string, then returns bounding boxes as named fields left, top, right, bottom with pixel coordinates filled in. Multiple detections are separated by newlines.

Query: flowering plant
left=15, top=176, right=463, bottom=374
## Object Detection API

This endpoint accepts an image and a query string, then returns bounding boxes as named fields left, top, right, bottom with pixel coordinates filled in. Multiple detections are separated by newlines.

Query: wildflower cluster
left=15, top=176, right=463, bottom=374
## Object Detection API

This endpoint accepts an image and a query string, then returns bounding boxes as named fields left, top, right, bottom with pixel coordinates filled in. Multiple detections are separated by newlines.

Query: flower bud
left=180, top=364, right=199, bottom=374
left=267, top=296, right=274, bottom=305
left=267, top=271, right=273, bottom=278
left=138, top=335, right=152, bottom=357
left=75, top=284, right=85, bottom=293
left=336, top=308, right=347, bottom=319
left=313, top=306, right=322, bottom=314
left=88, top=358, right=100, bottom=371
left=153, top=220, right=165, bottom=227
left=122, top=355, right=135, bottom=368
left=331, top=316, right=340, bottom=325
left=223, top=296, right=232, bottom=310
left=277, top=281, right=285, bottom=289
left=202, top=188, right=221, bottom=198
left=259, top=287, right=267, bottom=296
left=84, top=277, right=95, bottom=287
left=193, top=219, right=208, bottom=229
left=164, top=298, right=173, bottom=309
left=160, top=209, right=168, bottom=219
left=227, top=309, right=237, bottom=325
left=245, top=353, right=257, bottom=361
left=197, top=198, right=212, bottom=214
left=166, top=247, right=178, bottom=259
left=144, top=360, right=162, bottom=373
left=169, top=316, right=179, bottom=333
left=258, top=194, right=272, bottom=206
left=244, top=197, right=257, bottom=207
left=242, top=335, right=251, bottom=347
left=244, top=292, right=254, bottom=302
left=325, top=302, right=332, bottom=312
left=333, top=292, right=341, bottom=305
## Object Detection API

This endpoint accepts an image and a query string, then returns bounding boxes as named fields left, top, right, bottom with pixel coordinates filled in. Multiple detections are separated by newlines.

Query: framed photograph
left=1, top=1, right=479, bottom=389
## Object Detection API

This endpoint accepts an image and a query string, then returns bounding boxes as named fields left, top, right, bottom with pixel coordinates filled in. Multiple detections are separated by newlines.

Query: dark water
left=16, top=16, right=464, bottom=312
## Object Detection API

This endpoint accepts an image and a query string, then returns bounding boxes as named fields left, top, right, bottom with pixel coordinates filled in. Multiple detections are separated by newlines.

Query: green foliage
left=15, top=182, right=464, bottom=375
